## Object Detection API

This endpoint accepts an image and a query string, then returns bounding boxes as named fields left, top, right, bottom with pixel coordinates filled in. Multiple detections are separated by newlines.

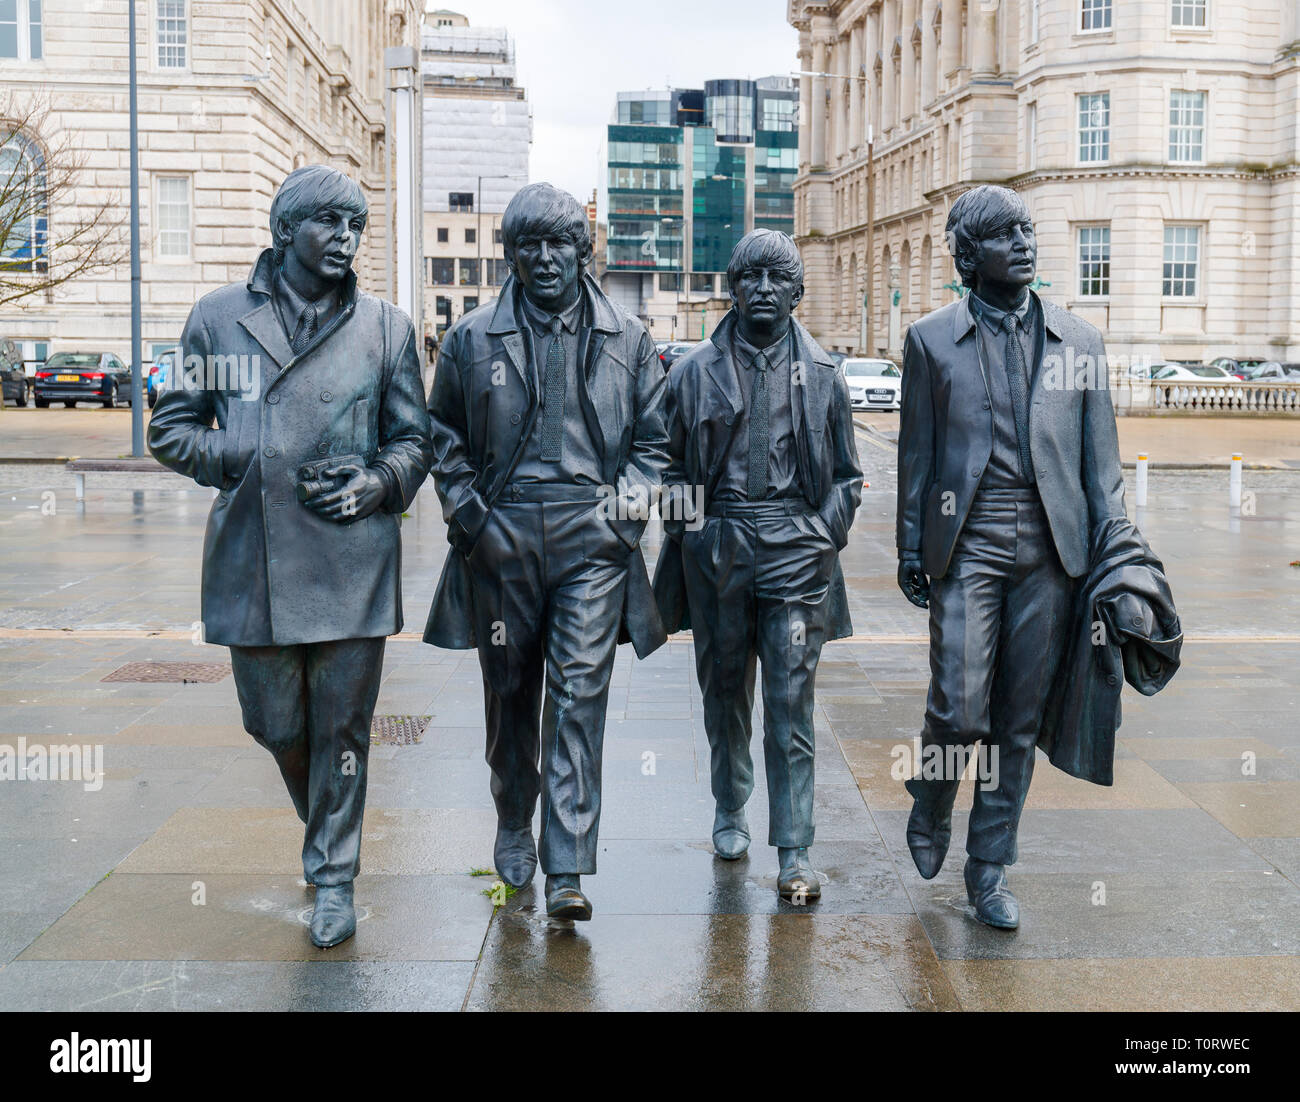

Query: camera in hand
left=295, top=454, right=366, bottom=504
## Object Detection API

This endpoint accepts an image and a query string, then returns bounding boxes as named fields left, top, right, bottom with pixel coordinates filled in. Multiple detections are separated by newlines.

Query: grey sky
left=446, top=1, right=799, bottom=208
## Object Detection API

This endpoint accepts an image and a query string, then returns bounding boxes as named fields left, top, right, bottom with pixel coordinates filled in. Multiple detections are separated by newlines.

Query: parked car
left=841, top=357, right=902, bottom=411
left=1239, top=361, right=1300, bottom=382
left=33, top=351, right=133, bottom=408
left=1209, top=356, right=1268, bottom=380
left=1151, top=363, right=1234, bottom=383
left=0, top=339, right=27, bottom=406
left=148, top=349, right=177, bottom=408
left=659, top=341, right=697, bottom=368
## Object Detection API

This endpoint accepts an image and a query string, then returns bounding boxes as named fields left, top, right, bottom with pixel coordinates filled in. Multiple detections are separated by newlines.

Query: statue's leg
left=534, top=503, right=629, bottom=876
left=681, top=515, right=759, bottom=816
left=973, top=502, right=1072, bottom=866
left=301, top=636, right=385, bottom=886
left=753, top=513, right=835, bottom=850
left=229, top=644, right=310, bottom=823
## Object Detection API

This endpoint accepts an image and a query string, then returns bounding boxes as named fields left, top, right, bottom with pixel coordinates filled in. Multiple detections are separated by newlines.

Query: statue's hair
left=270, top=165, right=368, bottom=264
left=500, top=182, right=593, bottom=266
left=944, top=185, right=1031, bottom=288
left=726, top=228, right=803, bottom=291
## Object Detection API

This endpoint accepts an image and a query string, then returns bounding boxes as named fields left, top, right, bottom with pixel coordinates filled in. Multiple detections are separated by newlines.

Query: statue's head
left=501, top=183, right=592, bottom=312
left=727, top=229, right=805, bottom=334
left=945, top=185, right=1036, bottom=293
left=270, top=165, right=368, bottom=282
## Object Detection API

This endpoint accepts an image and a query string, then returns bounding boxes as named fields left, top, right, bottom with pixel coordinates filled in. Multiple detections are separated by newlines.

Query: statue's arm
left=660, top=365, right=689, bottom=543
left=612, top=326, right=671, bottom=547
left=896, top=325, right=935, bottom=557
left=426, top=324, right=489, bottom=554
left=372, top=308, right=434, bottom=514
left=146, top=302, right=226, bottom=489
left=817, top=363, right=865, bottom=550
left=1082, top=329, right=1126, bottom=527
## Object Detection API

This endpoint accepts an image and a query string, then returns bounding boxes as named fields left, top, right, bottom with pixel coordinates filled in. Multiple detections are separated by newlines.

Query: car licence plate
left=56, top=374, right=81, bottom=382
left=869, top=388, right=893, bottom=397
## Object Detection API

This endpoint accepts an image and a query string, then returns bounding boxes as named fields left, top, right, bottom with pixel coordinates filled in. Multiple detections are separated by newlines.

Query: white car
left=841, top=358, right=901, bottom=411
left=1151, top=363, right=1234, bottom=382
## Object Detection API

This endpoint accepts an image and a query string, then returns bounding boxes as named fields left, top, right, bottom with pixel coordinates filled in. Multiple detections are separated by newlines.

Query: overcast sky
left=447, top=0, right=800, bottom=209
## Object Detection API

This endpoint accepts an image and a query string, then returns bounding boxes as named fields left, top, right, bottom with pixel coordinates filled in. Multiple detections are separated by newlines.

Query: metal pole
left=1229, top=453, right=1243, bottom=510
left=477, top=175, right=483, bottom=308
left=128, top=0, right=143, bottom=455
left=1136, top=453, right=1148, bottom=508
left=864, top=126, right=875, bottom=357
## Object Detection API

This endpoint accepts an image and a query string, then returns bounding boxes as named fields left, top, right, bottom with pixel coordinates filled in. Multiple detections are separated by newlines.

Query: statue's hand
left=304, top=461, right=387, bottom=524
left=897, top=553, right=931, bottom=609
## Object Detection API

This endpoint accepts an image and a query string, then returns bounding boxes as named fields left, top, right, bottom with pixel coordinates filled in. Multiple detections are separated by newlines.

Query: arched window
left=0, top=130, right=48, bottom=273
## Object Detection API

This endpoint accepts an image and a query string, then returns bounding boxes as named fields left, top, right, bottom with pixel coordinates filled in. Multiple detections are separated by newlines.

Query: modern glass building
left=603, top=76, right=798, bottom=338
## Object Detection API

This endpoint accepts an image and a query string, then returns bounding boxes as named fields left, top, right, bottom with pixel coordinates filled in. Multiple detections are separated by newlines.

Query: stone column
left=919, top=0, right=937, bottom=111
left=971, top=1, right=998, bottom=77
left=849, top=19, right=863, bottom=154
left=940, top=0, right=959, bottom=83
left=798, top=33, right=812, bottom=169
left=811, top=31, right=829, bottom=168
left=865, top=4, right=881, bottom=142
left=899, top=0, right=917, bottom=124
left=881, top=1, right=897, bottom=133
left=832, top=36, right=847, bottom=161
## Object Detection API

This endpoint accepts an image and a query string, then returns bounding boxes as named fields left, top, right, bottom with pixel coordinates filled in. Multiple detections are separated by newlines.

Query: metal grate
left=370, top=714, right=432, bottom=745
left=102, top=661, right=232, bottom=684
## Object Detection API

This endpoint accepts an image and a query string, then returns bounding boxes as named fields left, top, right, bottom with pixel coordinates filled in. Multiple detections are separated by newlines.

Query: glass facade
left=692, top=127, right=745, bottom=273
left=607, top=124, right=684, bottom=271
left=705, top=80, right=756, bottom=144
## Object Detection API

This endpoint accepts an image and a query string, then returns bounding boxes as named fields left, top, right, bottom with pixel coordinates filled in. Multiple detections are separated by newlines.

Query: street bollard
left=1230, top=453, right=1243, bottom=510
left=1136, top=453, right=1148, bottom=508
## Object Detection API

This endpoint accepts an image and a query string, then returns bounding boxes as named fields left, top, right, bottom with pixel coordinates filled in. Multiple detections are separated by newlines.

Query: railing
left=1110, top=376, right=1300, bottom=415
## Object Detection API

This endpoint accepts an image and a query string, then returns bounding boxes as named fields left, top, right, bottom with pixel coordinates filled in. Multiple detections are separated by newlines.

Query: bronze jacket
left=422, top=273, right=671, bottom=657
left=148, top=249, right=433, bottom=646
left=898, top=291, right=1126, bottom=579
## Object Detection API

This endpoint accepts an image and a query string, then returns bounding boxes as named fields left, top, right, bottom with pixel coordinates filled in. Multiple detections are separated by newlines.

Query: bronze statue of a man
left=654, top=229, right=863, bottom=900
left=896, top=185, right=1127, bottom=928
left=149, top=165, right=434, bottom=948
left=424, top=182, right=670, bottom=920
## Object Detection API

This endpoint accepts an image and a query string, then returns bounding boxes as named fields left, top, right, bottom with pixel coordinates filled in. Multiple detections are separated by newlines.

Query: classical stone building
left=789, top=0, right=1300, bottom=364
left=420, top=11, right=530, bottom=338
left=0, top=0, right=421, bottom=372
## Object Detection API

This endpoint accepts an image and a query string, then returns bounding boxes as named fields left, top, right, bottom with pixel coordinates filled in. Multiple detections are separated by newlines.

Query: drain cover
left=102, top=661, right=231, bottom=683
left=370, top=714, right=431, bottom=745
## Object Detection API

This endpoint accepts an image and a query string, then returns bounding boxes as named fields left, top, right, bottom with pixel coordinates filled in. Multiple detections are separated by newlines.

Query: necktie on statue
left=291, top=302, right=318, bottom=356
left=747, top=351, right=771, bottom=501
left=540, top=316, right=566, bottom=462
left=1002, top=313, right=1035, bottom=483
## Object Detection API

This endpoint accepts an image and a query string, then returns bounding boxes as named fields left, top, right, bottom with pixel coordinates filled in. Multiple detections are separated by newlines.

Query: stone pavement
left=0, top=416, right=1298, bottom=1010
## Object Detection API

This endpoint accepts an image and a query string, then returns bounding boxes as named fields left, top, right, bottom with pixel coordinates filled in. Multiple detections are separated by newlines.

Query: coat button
left=318, top=443, right=329, bottom=455
left=982, top=401, right=990, bottom=409
left=264, top=446, right=276, bottom=458
left=267, top=393, right=280, bottom=404
left=1107, top=674, right=1119, bottom=686
left=971, top=468, right=980, bottom=477
left=320, top=390, right=332, bottom=402
left=1132, top=614, right=1144, bottom=627
left=510, top=412, right=521, bottom=425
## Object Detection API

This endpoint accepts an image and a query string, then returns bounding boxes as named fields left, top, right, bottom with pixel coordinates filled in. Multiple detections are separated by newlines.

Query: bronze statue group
left=150, top=167, right=1180, bottom=949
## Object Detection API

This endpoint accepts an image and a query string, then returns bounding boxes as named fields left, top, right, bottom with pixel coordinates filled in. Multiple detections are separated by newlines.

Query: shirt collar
left=969, top=288, right=1034, bottom=331
left=274, top=268, right=338, bottom=333
left=734, top=326, right=790, bottom=370
left=520, top=287, right=584, bottom=335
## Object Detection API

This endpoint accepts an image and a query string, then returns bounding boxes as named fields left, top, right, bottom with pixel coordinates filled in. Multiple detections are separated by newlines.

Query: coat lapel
left=238, top=301, right=293, bottom=373
left=487, top=276, right=534, bottom=397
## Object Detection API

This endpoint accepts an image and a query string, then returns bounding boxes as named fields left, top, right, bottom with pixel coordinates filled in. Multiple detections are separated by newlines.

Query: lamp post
left=476, top=173, right=527, bottom=311
left=127, top=0, right=143, bottom=455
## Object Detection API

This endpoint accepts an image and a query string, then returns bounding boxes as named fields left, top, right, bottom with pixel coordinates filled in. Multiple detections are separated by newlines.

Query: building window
left=0, top=131, right=47, bottom=271
left=156, top=0, right=187, bottom=69
left=494, top=227, right=503, bottom=244
left=436, top=227, right=448, bottom=243
left=1077, top=226, right=1110, bottom=297
left=1078, top=93, right=1110, bottom=162
left=1162, top=225, right=1200, bottom=297
left=0, top=0, right=41, bottom=60
left=1029, top=0, right=1041, bottom=44
left=490, top=259, right=510, bottom=286
left=463, top=296, right=479, bottom=313
left=690, top=273, right=714, bottom=293
left=1171, top=0, right=1207, bottom=28
left=1080, top=0, right=1112, bottom=31
left=155, top=175, right=190, bottom=259
left=458, top=258, right=480, bottom=285
left=659, top=273, right=682, bottom=292
left=434, top=295, right=452, bottom=330
left=1026, top=103, right=1037, bottom=170
left=449, top=192, right=474, bottom=212
left=465, top=227, right=476, bottom=244
left=1169, top=90, right=1205, bottom=162
left=428, top=257, right=454, bottom=285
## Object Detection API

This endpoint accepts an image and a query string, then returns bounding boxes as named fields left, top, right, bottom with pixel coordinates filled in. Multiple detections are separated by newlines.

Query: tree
left=0, top=90, right=125, bottom=308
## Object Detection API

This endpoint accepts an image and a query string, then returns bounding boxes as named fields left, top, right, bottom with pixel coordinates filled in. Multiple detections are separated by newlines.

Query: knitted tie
left=1002, top=312, right=1035, bottom=483
left=540, top=316, right=565, bottom=462
left=747, top=351, right=771, bottom=501
left=291, top=302, right=317, bottom=356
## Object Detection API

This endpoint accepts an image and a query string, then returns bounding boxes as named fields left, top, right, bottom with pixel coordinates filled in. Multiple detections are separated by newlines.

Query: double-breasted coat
left=148, top=248, right=434, bottom=646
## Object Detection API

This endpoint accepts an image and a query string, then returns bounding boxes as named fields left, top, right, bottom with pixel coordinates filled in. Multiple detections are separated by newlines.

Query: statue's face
left=974, top=214, right=1036, bottom=288
left=283, top=205, right=364, bottom=282
left=511, top=231, right=582, bottom=311
left=730, top=263, right=804, bottom=331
